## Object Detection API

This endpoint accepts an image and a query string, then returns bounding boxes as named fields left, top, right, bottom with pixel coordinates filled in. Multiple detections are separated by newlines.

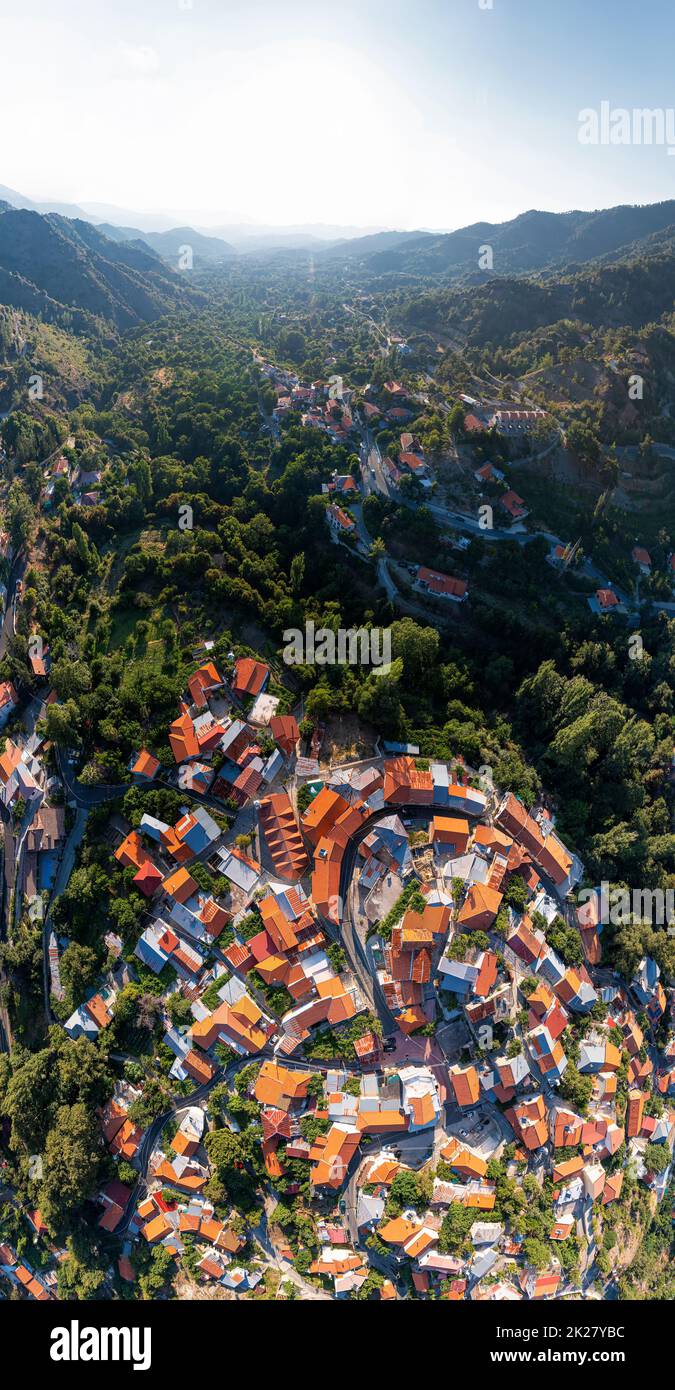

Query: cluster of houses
left=0, top=1223, right=56, bottom=1301
left=43, top=452, right=106, bottom=509
left=4, top=633, right=674, bottom=1302
left=342, top=933, right=675, bottom=1301
left=259, top=362, right=358, bottom=445
left=381, top=429, right=431, bottom=493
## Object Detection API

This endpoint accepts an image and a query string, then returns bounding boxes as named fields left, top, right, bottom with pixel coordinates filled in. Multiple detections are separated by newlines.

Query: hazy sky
left=3, top=0, right=675, bottom=230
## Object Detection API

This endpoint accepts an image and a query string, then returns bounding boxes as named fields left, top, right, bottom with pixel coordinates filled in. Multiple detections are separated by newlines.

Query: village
left=255, top=358, right=675, bottom=623
left=0, top=621, right=672, bottom=1304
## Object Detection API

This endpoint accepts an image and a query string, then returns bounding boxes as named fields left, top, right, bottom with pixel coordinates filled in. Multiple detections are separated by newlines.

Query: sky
left=2, top=0, right=675, bottom=232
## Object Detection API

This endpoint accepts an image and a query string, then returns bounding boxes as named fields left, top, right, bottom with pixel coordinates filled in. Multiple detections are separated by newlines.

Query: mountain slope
left=365, top=200, right=675, bottom=280
left=401, top=245, right=675, bottom=349
left=0, top=208, right=200, bottom=329
left=95, top=222, right=236, bottom=264
left=320, top=229, right=433, bottom=259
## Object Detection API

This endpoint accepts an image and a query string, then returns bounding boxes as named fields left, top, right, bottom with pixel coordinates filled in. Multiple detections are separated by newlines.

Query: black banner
left=0, top=1296, right=658, bottom=1376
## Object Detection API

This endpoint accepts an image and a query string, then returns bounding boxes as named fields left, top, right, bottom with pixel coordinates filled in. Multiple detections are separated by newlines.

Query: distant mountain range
left=8, top=181, right=675, bottom=279
left=0, top=206, right=198, bottom=330
left=0, top=185, right=392, bottom=255
left=0, top=182, right=92, bottom=220
left=96, top=222, right=236, bottom=265
left=352, top=201, right=675, bottom=281
left=2, top=185, right=675, bottom=338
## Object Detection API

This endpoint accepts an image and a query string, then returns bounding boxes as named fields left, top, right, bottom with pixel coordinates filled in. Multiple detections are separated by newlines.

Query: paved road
left=116, top=1050, right=369, bottom=1238
left=41, top=805, right=89, bottom=1019
left=0, top=552, right=26, bottom=660
left=57, top=749, right=128, bottom=807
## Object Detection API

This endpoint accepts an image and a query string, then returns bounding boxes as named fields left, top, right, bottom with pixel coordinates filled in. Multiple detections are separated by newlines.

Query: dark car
left=383, top=1038, right=397, bottom=1053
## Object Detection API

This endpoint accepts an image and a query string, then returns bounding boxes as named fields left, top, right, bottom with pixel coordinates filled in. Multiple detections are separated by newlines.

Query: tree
left=357, top=659, right=404, bottom=734
left=290, top=552, right=305, bottom=594
left=4, top=1029, right=111, bottom=1156
left=388, top=1169, right=429, bottom=1212
left=438, top=1202, right=474, bottom=1252
left=51, top=658, right=92, bottom=701
left=59, top=943, right=99, bottom=1004
left=54, top=864, right=111, bottom=940
left=7, top=482, right=35, bottom=551
left=39, top=1103, right=101, bottom=1232
left=391, top=618, right=439, bottom=682
left=644, top=1143, right=669, bottom=1174
left=42, top=700, right=81, bottom=749
left=523, top=1237, right=551, bottom=1271
left=448, top=403, right=466, bottom=437
left=559, top=1062, right=593, bottom=1114
left=57, top=1235, right=107, bottom=1300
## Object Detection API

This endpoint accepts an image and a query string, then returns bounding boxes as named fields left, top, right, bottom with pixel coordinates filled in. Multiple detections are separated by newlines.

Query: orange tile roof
left=358, top=1110, right=408, bottom=1134
left=496, top=793, right=572, bottom=886
left=379, top=1216, right=420, bottom=1246
left=258, top=893, right=300, bottom=952
left=553, top=1155, right=585, bottom=1182
left=449, top=1065, right=480, bottom=1107
left=397, top=1005, right=429, bottom=1033
left=301, top=787, right=351, bottom=845
left=311, top=804, right=367, bottom=922
left=363, top=1157, right=401, bottom=1186
left=507, top=1094, right=548, bottom=1150
left=155, top=1158, right=206, bottom=1192
left=627, top=1089, right=645, bottom=1137
left=198, top=898, right=230, bottom=939
left=131, top=748, right=160, bottom=778
left=602, top=1171, right=624, bottom=1204
left=383, top=756, right=433, bottom=805
left=115, top=830, right=152, bottom=871
left=142, top=1213, right=173, bottom=1243
left=232, top=657, right=269, bottom=698
left=183, top=1049, right=216, bottom=1083
left=162, top=866, right=198, bottom=903
left=85, top=994, right=112, bottom=1030
left=431, top=815, right=471, bottom=846
left=269, top=714, right=299, bottom=756
left=259, top=792, right=309, bottom=881
left=0, top=682, right=17, bottom=713
left=109, top=1118, right=143, bottom=1160
left=188, top=661, right=223, bottom=708
left=473, top=823, right=512, bottom=853
left=417, top=567, right=468, bottom=600
left=463, top=1187, right=496, bottom=1210
left=405, top=1229, right=438, bottom=1260
left=169, top=711, right=199, bottom=763
left=160, top=823, right=194, bottom=864
left=191, top=993, right=267, bottom=1054
left=0, top=739, right=21, bottom=784
left=310, top=1124, right=361, bottom=1188
left=457, top=882, right=503, bottom=929
left=441, top=1138, right=488, bottom=1179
